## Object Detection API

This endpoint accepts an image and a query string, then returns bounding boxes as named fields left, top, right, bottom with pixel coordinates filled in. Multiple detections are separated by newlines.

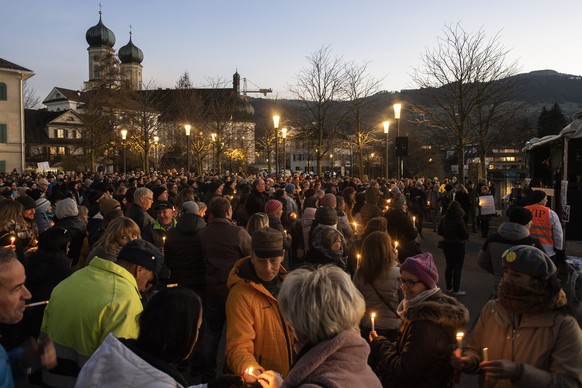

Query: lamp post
left=184, top=124, right=191, bottom=173
left=120, top=129, right=127, bottom=174
left=273, top=115, right=280, bottom=178
left=281, top=127, right=287, bottom=172
left=329, top=153, right=334, bottom=176
left=211, top=133, right=217, bottom=173
left=153, top=135, right=159, bottom=171
left=383, top=121, right=390, bottom=180
left=369, top=153, right=375, bottom=178
left=393, top=103, right=402, bottom=179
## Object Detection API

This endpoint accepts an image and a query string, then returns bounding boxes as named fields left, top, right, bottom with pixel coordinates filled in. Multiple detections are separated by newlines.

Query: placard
left=563, top=204, right=570, bottom=223
left=37, top=162, right=50, bottom=172
left=478, top=195, right=496, bottom=215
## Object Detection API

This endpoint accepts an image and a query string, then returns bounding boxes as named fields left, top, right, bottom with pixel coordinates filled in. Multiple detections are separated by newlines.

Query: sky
left=2, top=0, right=581, bottom=104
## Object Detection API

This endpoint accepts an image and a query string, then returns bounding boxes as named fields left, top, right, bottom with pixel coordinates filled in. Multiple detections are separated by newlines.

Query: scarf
left=498, top=279, right=560, bottom=314
left=396, top=287, right=441, bottom=319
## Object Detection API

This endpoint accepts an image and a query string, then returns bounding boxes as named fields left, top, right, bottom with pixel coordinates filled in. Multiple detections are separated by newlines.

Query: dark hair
left=137, top=287, right=202, bottom=364
left=38, top=227, right=71, bottom=253
left=446, top=200, right=465, bottom=218
left=209, top=196, right=230, bottom=218
left=0, top=247, right=17, bottom=266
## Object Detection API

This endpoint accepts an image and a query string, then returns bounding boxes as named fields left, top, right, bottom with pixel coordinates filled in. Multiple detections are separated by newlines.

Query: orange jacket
left=525, top=204, right=554, bottom=246
left=225, top=257, right=293, bottom=377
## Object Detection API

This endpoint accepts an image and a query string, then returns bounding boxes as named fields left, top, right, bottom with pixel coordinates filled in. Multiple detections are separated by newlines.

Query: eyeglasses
left=145, top=197, right=154, bottom=201
left=399, top=277, right=423, bottom=288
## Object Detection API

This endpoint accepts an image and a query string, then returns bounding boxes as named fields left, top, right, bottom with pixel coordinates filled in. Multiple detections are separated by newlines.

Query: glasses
left=399, top=277, right=424, bottom=288
left=145, top=197, right=154, bottom=201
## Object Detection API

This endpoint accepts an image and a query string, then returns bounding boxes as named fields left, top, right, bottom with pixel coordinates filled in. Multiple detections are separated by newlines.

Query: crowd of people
left=0, top=168, right=578, bottom=387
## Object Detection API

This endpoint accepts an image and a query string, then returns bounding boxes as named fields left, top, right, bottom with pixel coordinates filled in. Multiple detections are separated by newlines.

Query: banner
left=478, top=195, right=496, bottom=215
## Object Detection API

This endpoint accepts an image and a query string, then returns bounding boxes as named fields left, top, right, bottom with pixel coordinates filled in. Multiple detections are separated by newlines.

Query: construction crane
left=242, top=78, right=272, bottom=100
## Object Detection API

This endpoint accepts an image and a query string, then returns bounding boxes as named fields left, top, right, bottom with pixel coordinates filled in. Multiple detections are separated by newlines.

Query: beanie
left=265, top=199, right=282, bottom=214
left=531, top=190, right=547, bottom=204
left=99, top=197, right=121, bottom=214
left=502, top=245, right=556, bottom=279
left=181, top=201, right=200, bottom=215
left=15, top=195, right=36, bottom=210
left=508, top=206, right=533, bottom=226
left=400, top=253, right=439, bottom=289
left=152, top=186, right=168, bottom=200
left=285, top=183, right=296, bottom=194
left=302, top=207, right=316, bottom=221
left=35, top=197, right=51, bottom=213
left=391, top=194, right=407, bottom=209
left=320, top=193, right=337, bottom=208
left=55, top=198, right=79, bottom=219
left=315, top=206, right=338, bottom=226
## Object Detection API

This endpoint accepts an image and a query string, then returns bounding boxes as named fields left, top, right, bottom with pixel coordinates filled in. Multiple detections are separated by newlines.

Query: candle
left=394, top=241, right=399, bottom=250
left=371, top=312, right=376, bottom=332
left=162, top=236, right=166, bottom=245
left=166, top=283, right=179, bottom=288
left=412, top=216, right=416, bottom=223
left=456, top=332, right=464, bottom=351
left=25, top=300, right=49, bottom=308
left=243, top=367, right=258, bottom=378
left=356, top=254, right=361, bottom=266
left=427, top=200, right=430, bottom=206
left=9, top=236, right=15, bottom=247
left=482, top=347, right=489, bottom=361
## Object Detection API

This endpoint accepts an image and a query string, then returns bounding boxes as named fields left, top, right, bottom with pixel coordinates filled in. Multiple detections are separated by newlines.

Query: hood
left=403, top=292, right=469, bottom=329
left=497, top=221, right=530, bottom=241
left=227, top=257, right=286, bottom=299
left=365, top=187, right=379, bottom=204
left=175, top=213, right=206, bottom=234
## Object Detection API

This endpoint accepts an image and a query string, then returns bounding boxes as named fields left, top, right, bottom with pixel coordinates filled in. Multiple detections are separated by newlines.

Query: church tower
left=118, top=31, right=144, bottom=90
left=85, top=10, right=116, bottom=88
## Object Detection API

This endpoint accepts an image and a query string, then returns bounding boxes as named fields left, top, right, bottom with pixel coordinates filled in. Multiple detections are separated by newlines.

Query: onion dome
left=86, top=12, right=116, bottom=48
left=118, top=32, right=144, bottom=64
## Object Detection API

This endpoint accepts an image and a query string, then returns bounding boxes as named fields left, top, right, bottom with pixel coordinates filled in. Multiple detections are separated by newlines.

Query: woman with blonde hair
left=245, top=212, right=269, bottom=236
left=85, top=217, right=140, bottom=264
left=353, top=231, right=401, bottom=341
left=0, top=199, right=29, bottom=262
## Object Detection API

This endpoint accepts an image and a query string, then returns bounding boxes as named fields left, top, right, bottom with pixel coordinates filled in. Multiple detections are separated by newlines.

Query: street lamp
left=273, top=115, right=280, bottom=177
left=383, top=121, right=390, bottom=179
left=369, top=152, right=375, bottom=178
left=329, top=153, right=334, bottom=176
left=184, top=124, right=191, bottom=173
left=120, top=129, right=127, bottom=174
left=281, top=127, right=287, bottom=172
left=393, top=103, right=402, bottom=179
left=153, top=135, right=159, bottom=171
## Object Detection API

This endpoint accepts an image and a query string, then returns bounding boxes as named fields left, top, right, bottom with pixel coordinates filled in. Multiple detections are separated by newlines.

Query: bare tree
left=24, top=81, right=42, bottom=109
left=343, top=60, right=384, bottom=177
left=410, top=23, right=520, bottom=182
left=289, top=45, right=347, bottom=175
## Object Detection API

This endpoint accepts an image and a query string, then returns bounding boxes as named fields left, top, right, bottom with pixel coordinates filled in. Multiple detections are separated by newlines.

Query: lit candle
left=412, top=216, right=416, bottom=223
left=290, top=212, right=297, bottom=219
left=482, top=347, right=489, bottom=361
left=394, top=241, right=399, bottom=250
left=162, top=236, right=166, bottom=246
left=427, top=200, right=430, bottom=206
left=243, top=367, right=258, bottom=378
left=9, top=236, right=15, bottom=247
left=166, top=283, right=178, bottom=288
left=356, top=254, right=361, bottom=266
left=371, top=312, right=376, bottom=332
left=456, top=332, right=464, bottom=351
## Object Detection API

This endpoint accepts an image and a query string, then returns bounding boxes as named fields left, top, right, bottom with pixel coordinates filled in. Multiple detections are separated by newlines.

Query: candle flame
left=10, top=237, right=15, bottom=244
left=456, top=332, right=464, bottom=340
left=371, top=312, right=376, bottom=319
left=394, top=241, right=399, bottom=249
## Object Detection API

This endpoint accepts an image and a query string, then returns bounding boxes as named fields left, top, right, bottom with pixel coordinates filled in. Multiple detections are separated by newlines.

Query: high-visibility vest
left=524, top=204, right=554, bottom=246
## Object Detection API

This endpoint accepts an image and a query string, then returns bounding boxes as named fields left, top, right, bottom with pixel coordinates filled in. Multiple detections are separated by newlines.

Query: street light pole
left=153, top=135, right=159, bottom=171
left=211, top=133, right=217, bottom=173
left=120, top=129, right=127, bottom=175
left=281, top=127, right=287, bottom=173
left=273, top=115, right=280, bottom=178
left=383, top=121, right=390, bottom=180
left=393, top=103, right=402, bottom=180
left=184, top=124, right=191, bottom=173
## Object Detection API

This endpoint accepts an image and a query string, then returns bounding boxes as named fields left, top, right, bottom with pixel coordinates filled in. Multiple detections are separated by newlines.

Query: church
left=24, top=11, right=256, bottom=174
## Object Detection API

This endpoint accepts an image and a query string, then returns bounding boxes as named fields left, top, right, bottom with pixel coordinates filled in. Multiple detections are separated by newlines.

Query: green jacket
left=41, top=257, right=142, bottom=387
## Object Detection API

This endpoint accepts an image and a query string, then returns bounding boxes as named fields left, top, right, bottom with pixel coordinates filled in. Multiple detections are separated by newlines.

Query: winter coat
left=75, top=333, right=201, bottom=388
left=53, top=216, right=86, bottom=266
left=337, top=213, right=354, bottom=239
left=125, top=203, right=155, bottom=234
left=300, top=208, right=316, bottom=252
left=477, top=222, right=544, bottom=295
left=199, top=218, right=251, bottom=301
left=304, top=225, right=348, bottom=271
left=369, top=291, right=469, bottom=388
left=225, top=258, right=293, bottom=377
left=385, top=209, right=419, bottom=263
left=353, top=267, right=401, bottom=331
left=360, top=188, right=383, bottom=227
left=245, top=189, right=269, bottom=217
left=282, top=330, right=382, bottom=388
left=438, top=210, right=469, bottom=244
left=463, top=300, right=582, bottom=387
left=164, top=213, right=206, bottom=289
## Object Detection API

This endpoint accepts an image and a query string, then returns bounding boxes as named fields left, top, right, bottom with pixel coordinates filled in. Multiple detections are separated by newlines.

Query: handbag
left=370, top=283, right=401, bottom=318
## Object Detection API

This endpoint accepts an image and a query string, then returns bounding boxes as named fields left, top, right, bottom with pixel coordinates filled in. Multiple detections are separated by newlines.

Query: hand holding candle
left=9, top=236, right=15, bottom=248
left=482, top=347, right=488, bottom=362
left=371, top=312, right=376, bottom=332
left=456, top=331, right=464, bottom=351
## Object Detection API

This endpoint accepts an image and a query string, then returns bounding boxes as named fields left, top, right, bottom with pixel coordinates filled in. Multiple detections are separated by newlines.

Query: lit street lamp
left=273, top=115, right=280, bottom=177
left=393, top=103, right=402, bottom=179
left=383, top=121, right=390, bottom=179
left=184, top=124, right=191, bottom=173
left=153, top=135, right=159, bottom=171
left=369, top=152, right=375, bottom=177
left=120, top=129, right=127, bottom=174
left=211, top=133, right=217, bottom=173
left=281, top=127, right=287, bottom=172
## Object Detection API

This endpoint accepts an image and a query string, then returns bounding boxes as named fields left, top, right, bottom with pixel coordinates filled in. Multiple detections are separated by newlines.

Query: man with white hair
left=125, top=187, right=155, bottom=234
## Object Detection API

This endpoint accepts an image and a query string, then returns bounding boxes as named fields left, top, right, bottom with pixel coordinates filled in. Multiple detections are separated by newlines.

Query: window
left=58, top=147, right=66, bottom=155
left=49, top=147, right=56, bottom=156
left=0, top=83, right=6, bottom=100
left=0, top=161, right=5, bottom=173
left=421, top=145, right=432, bottom=150
left=0, top=124, right=6, bottom=143
left=56, top=129, right=64, bottom=138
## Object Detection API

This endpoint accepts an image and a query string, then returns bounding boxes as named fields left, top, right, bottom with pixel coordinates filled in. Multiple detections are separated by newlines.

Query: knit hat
left=252, top=227, right=284, bottom=258
left=152, top=186, right=168, bottom=200
left=181, top=201, right=200, bottom=215
left=117, top=239, right=163, bottom=273
left=35, top=197, right=51, bottom=213
left=400, top=253, right=439, bottom=289
left=502, top=245, right=556, bottom=279
left=391, top=194, right=407, bottom=209
left=55, top=198, right=79, bottom=218
left=302, top=207, right=316, bottom=221
left=342, top=187, right=355, bottom=197
left=265, top=199, right=282, bottom=214
left=508, top=206, right=533, bottom=226
left=320, top=193, right=337, bottom=208
left=531, top=190, right=547, bottom=204
left=99, top=197, right=121, bottom=214
left=15, top=196, right=36, bottom=210
left=208, top=180, right=224, bottom=195
left=37, top=178, right=49, bottom=187
left=83, top=178, right=93, bottom=188
left=315, top=206, right=338, bottom=226
left=285, top=183, right=296, bottom=194
left=304, top=188, right=316, bottom=198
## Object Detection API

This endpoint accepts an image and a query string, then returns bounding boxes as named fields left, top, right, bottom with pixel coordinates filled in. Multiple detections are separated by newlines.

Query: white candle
left=456, top=332, right=464, bottom=351
left=413, top=216, right=416, bottom=223
left=9, top=236, right=15, bottom=247
left=25, top=300, right=49, bottom=308
left=371, top=312, right=376, bottom=332
left=162, top=236, right=166, bottom=245
left=482, top=347, right=489, bottom=361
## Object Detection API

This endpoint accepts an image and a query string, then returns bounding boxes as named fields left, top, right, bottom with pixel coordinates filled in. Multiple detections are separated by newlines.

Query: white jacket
left=76, top=333, right=205, bottom=388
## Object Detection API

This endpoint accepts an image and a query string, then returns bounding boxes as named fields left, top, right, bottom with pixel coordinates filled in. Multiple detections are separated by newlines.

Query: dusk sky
left=2, top=0, right=581, bottom=103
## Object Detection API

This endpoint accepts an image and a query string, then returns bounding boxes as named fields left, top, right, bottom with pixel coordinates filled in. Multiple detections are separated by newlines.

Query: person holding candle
left=256, top=265, right=381, bottom=388
left=368, top=252, right=469, bottom=387
left=0, top=199, right=29, bottom=263
left=225, top=227, right=293, bottom=383
left=142, top=201, right=177, bottom=250
left=353, top=231, right=401, bottom=342
left=452, top=245, right=582, bottom=386
left=385, top=194, right=420, bottom=263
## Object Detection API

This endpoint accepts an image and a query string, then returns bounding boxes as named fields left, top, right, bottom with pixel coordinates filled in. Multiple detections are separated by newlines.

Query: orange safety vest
left=524, top=204, right=554, bottom=246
